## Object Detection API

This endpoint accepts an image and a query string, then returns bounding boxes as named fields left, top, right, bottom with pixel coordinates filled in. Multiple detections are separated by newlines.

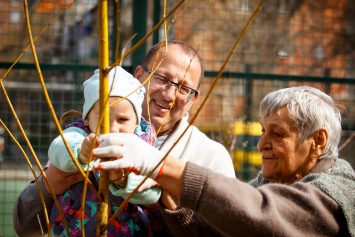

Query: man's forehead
left=147, top=45, right=201, bottom=85
left=150, top=52, right=193, bottom=69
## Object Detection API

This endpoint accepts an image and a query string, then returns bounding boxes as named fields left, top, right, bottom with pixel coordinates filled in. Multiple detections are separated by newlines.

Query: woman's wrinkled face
left=257, top=107, right=314, bottom=184
left=87, top=97, right=137, bottom=134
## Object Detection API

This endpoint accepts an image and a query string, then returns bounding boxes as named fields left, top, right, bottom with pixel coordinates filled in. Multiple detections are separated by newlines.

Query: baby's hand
left=110, top=169, right=127, bottom=188
left=78, top=133, right=97, bottom=164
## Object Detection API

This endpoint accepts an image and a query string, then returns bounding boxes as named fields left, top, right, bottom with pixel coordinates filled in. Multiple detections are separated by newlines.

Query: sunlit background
left=1, top=1, right=355, bottom=235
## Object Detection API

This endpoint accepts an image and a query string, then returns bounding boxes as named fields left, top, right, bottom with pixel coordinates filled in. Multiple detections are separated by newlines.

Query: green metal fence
left=1, top=0, right=355, bottom=236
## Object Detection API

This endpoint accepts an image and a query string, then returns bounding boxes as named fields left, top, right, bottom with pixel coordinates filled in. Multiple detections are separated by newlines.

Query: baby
left=48, top=66, right=159, bottom=236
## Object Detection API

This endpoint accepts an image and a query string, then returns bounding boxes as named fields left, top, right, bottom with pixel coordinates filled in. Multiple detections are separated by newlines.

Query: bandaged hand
left=93, top=133, right=165, bottom=180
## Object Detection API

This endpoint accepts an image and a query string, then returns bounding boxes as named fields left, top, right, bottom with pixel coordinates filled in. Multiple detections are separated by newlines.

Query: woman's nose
left=257, top=133, right=270, bottom=152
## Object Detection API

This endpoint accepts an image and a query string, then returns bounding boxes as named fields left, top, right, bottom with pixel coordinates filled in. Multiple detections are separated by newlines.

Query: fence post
left=131, top=0, right=147, bottom=74
left=242, top=64, right=253, bottom=181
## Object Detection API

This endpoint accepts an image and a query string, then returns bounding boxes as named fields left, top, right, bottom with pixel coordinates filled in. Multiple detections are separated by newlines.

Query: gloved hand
left=93, top=133, right=165, bottom=180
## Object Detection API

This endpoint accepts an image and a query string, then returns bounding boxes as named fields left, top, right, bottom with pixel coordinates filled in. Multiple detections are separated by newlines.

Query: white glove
left=93, top=133, right=165, bottom=180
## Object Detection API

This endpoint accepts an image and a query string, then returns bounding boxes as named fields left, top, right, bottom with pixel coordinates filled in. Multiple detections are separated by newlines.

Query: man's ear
left=185, top=94, right=198, bottom=115
left=193, top=92, right=200, bottom=101
left=135, top=65, right=144, bottom=81
left=313, top=128, right=328, bottom=156
left=189, top=92, right=199, bottom=104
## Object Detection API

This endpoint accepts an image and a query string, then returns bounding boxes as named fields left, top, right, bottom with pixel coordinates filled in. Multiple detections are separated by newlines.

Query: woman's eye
left=273, top=132, right=282, bottom=137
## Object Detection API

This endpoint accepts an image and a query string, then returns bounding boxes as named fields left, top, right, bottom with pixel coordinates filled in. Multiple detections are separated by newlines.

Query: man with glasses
left=13, top=40, right=235, bottom=236
left=135, top=40, right=234, bottom=181
left=133, top=40, right=235, bottom=235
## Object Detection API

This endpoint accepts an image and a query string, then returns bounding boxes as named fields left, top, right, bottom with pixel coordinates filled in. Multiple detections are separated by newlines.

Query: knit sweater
left=155, top=115, right=236, bottom=236
left=161, top=158, right=354, bottom=236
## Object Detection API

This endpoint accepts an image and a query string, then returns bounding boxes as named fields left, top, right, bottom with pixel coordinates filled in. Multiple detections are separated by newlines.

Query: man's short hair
left=143, top=40, right=204, bottom=89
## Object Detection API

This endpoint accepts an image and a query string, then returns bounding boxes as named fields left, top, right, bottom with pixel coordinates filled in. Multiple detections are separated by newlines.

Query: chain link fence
left=1, top=0, right=354, bottom=236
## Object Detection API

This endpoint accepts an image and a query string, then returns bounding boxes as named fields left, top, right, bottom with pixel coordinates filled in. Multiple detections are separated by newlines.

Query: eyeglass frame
left=142, top=65, right=199, bottom=101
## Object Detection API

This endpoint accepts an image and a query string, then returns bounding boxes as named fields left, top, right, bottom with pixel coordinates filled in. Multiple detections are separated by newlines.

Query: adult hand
left=161, top=189, right=179, bottom=210
left=43, top=164, right=85, bottom=195
left=93, top=133, right=165, bottom=180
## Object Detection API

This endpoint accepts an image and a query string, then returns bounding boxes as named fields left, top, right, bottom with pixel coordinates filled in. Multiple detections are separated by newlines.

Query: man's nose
left=163, top=84, right=178, bottom=99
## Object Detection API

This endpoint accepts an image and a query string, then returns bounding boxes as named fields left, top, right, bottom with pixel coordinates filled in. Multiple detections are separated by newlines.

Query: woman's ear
left=84, top=119, right=89, bottom=126
left=313, top=128, right=328, bottom=156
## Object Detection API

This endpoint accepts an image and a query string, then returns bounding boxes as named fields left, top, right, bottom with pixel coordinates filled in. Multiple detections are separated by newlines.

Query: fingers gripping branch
left=93, top=133, right=165, bottom=180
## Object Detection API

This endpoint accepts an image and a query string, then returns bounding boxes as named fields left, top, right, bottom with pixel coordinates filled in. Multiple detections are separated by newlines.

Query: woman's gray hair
left=260, top=86, right=342, bottom=160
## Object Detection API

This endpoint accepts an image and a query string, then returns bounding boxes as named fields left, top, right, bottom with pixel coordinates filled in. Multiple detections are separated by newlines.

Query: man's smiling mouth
left=155, top=100, right=171, bottom=109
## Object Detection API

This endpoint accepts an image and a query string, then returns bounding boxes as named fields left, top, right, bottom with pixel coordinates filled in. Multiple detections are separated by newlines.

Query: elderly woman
left=94, top=86, right=355, bottom=236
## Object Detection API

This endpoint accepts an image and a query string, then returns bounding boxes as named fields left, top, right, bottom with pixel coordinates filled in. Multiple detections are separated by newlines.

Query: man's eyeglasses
left=142, top=66, right=199, bottom=101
